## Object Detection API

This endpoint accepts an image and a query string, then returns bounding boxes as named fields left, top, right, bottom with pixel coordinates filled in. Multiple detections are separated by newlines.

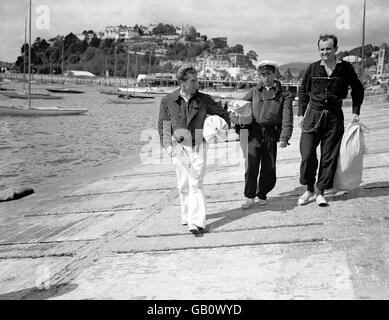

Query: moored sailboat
left=0, top=91, right=64, bottom=99
left=109, top=40, right=155, bottom=105
left=0, top=0, right=88, bottom=116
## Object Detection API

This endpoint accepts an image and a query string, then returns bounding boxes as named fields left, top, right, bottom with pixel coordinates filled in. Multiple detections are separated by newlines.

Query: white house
left=64, top=70, right=96, bottom=77
left=343, top=55, right=361, bottom=63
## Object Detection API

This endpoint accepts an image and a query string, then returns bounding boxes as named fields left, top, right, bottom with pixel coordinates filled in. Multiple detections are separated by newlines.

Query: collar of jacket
left=170, top=89, right=202, bottom=104
left=169, top=89, right=202, bottom=125
left=255, top=80, right=282, bottom=101
left=320, top=57, right=342, bottom=66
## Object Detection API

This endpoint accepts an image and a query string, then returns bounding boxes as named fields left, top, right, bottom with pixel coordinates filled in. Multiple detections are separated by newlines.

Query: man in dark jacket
left=240, top=60, right=294, bottom=209
left=297, top=34, right=364, bottom=207
left=158, top=66, right=230, bottom=234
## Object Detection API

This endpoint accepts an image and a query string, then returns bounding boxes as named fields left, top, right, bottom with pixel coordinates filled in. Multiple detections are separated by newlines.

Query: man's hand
left=280, top=140, right=289, bottom=148
left=298, top=116, right=304, bottom=129
left=352, top=113, right=360, bottom=125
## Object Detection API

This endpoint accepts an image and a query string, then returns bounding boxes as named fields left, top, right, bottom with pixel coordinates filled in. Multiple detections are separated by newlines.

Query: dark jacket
left=298, top=59, right=364, bottom=116
left=242, top=81, right=294, bottom=143
left=158, top=89, right=231, bottom=148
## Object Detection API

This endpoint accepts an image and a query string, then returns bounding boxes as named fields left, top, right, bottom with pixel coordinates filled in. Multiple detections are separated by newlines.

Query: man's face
left=318, top=39, right=338, bottom=62
left=182, top=73, right=199, bottom=95
left=258, top=69, right=275, bottom=87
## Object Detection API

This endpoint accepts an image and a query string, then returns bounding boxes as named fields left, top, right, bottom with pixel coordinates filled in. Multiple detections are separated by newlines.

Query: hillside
left=278, top=62, right=310, bottom=77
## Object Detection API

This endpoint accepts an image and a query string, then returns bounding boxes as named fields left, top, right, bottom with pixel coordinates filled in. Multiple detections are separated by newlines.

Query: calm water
left=0, top=81, right=169, bottom=191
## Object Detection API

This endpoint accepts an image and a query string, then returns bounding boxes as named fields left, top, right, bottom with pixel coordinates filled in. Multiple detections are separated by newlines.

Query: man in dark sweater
left=297, top=34, right=364, bottom=207
left=240, top=60, right=294, bottom=209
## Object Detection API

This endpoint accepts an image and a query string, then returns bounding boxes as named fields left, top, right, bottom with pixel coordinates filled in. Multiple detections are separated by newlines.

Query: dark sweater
left=298, top=59, right=364, bottom=116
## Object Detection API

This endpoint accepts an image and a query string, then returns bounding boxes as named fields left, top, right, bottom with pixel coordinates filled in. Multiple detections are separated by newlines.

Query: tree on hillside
left=185, top=26, right=197, bottom=41
left=152, top=23, right=176, bottom=35
left=133, top=24, right=144, bottom=36
left=33, top=37, right=50, bottom=51
left=283, top=68, right=293, bottom=82
left=99, top=38, right=116, bottom=53
left=82, top=30, right=88, bottom=41
left=247, top=50, right=258, bottom=61
left=229, top=44, right=244, bottom=54
left=63, top=33, right=85, bottom=57
left=89, top=34, right=101, bottom=48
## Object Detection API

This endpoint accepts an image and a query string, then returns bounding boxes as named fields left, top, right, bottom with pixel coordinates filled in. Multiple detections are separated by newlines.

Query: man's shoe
left=257, top=198, right=268, bottom=206
left=188, top=224, right=204, bottom=234
left=241, top=198, right=255, bottom=209
left=316, top=194, right=329, bottom=207
left=297, top=191, right=314, bottom=206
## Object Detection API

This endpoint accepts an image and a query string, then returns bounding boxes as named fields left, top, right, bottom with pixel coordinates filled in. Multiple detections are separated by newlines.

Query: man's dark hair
left=317, top=34, right=338, bottom=48
left=176, top=66, right=197, bottom=82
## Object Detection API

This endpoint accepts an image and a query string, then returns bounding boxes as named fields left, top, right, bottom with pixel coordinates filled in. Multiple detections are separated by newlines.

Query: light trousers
left=172, top=143, right=208, bottom=228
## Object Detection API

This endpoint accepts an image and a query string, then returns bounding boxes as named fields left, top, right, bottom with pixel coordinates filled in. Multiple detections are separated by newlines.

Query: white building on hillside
left=343, top=55, right=361, bottom=63
left=64, top=70, right=96, bottom=77
left=103, top=26, right=139, bottom=40
left=196, top=54, right=232, bottom=72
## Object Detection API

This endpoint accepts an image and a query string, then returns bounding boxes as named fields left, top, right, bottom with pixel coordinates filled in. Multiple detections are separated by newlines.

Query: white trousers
left=172, top=143, right=208, bottom=228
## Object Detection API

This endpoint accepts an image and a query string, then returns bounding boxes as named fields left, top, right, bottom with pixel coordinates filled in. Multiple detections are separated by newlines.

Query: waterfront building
left=196, top=53, right=233, bottom=72
left=161, top=34, right=181, bottom=46
left=63, top=70, right=96, bottom=78
left=153, top=47, right=168, bottom=57
left=343, top=55, right=361, bottom=63
left=103, top=26, right=139, bottom=40
left=211, top=37, right=228, bottom=49
left=228, top=53, right=253, bottom=68
left=198, top=66, right=226, bottom=80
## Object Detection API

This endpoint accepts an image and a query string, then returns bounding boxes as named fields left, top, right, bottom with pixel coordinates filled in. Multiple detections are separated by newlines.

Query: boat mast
left=23, top=18, right=27, bottom=92
left=134, top=53, right=138, bottom=95
left=62, top=36, right=65, bottom=76
left=147, top=50, right=152, bottom=87
left=28, top=0, right=32, bottom=108
left=126, top=39, right=130, bottom=95
left=361, top=0, right=366, bottom=81
left=113, top=45, right=117, bottom=92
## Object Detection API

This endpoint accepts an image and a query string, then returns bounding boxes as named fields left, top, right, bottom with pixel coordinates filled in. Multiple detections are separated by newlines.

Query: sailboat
left=99, top=46, right=120, bottom=95
left=46, top=36, right=85, bottom=94
left=0, top=91, right=64, bottom=99
left=0, top=86, right=16, bottom=92
left=46, top=88, right=84, bottom=94
left=0, top=18, right=64, bottom=100
left=109, top=40, right=155, bottom=105
left=0, top=0, right=88, bottom=116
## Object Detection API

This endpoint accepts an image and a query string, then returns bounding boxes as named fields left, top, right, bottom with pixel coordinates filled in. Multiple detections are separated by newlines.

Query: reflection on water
left=0, top=82, right=162, bottom=191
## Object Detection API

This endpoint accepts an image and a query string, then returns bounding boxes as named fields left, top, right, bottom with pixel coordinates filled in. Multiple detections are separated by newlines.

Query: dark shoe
left=188, top=224, right=204, bottom=234
left=188, top=224, right=199, bottom=234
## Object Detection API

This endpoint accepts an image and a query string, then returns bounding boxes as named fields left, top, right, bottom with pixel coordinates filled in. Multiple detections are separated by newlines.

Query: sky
left=1, top=0, right=388, bottom=64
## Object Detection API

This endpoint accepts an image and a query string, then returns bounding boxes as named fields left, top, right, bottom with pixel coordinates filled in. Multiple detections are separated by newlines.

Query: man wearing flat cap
left=240, top=60, right=294, bottom=209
